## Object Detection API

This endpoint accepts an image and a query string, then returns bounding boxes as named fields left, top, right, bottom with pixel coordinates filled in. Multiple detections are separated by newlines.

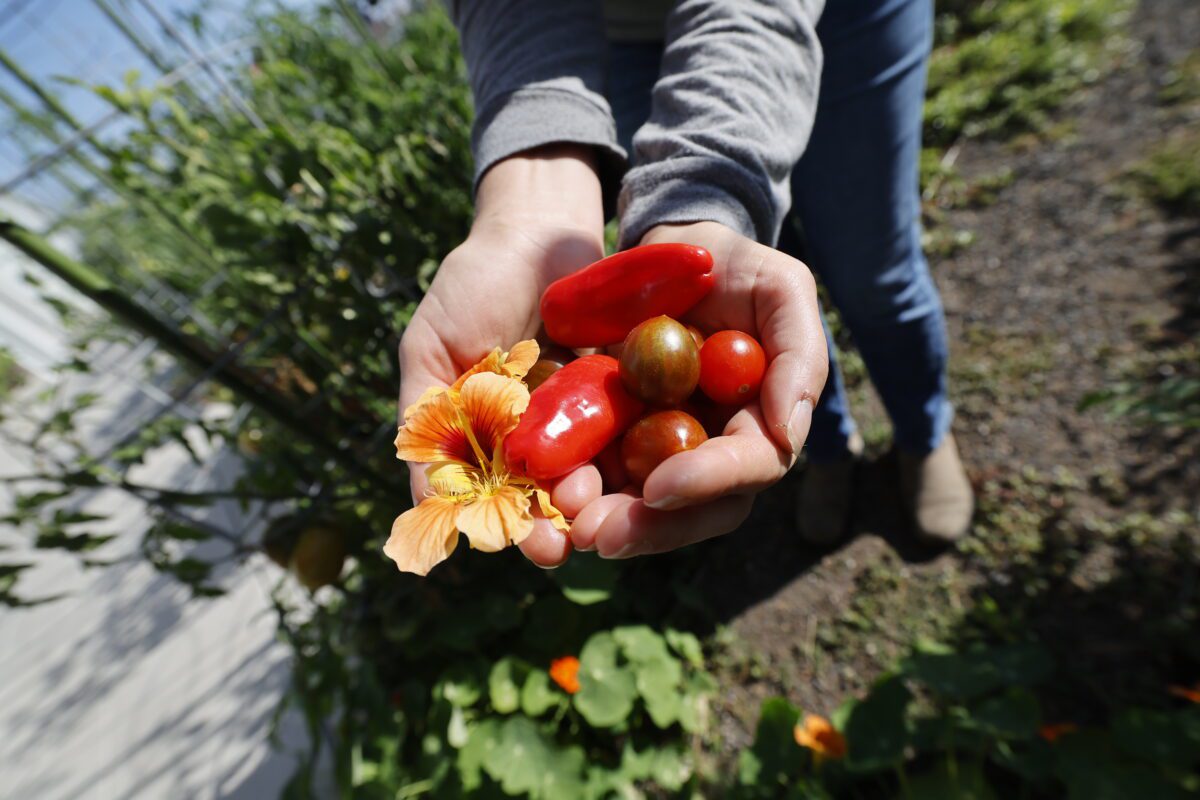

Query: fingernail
left=575, top=541, right=597, bottom=552
left=645, top=494, right=685, bottom=511
left=787, top=398, right=814, bottom=454
left=599, top=543, right=636, bottom=560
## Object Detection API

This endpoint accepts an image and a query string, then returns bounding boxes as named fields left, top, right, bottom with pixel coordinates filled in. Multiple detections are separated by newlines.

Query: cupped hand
left=570, top=221, right=829, bottom=558
left=397, top=146, right=606, bottom=567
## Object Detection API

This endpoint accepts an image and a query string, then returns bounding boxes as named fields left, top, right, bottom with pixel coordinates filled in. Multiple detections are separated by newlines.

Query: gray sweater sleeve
left=617, top=0, right=825, bottom=248
left=448, top=0, right=626, bottom=200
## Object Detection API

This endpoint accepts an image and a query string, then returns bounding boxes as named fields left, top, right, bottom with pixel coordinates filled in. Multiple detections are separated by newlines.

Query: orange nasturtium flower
left=549, top=656, right=581, bottom=694
left=1169, top=683, right=1200, bottom=703
left=1038, top=722, right=1079, bottom=742
left=385, top=341, right=569, bottom=576
left=794, top=714, right=847, bottom=764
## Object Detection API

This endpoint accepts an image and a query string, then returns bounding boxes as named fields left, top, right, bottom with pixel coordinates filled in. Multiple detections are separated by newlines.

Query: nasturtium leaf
left=482, top=717, right=585, bottom=799
left=437, top=660, right=486, bottom=708
left=447, top=705, right=470, bottom=748
left=907, top=761, right=998, bottom=800
left=741, top=697, right=802, bottom=787
left=614, top=624, right=672, bottom=663
left=550, top=552, right=617, bottom=605
left=1056, top=729, right=1193, bottom=800
left=517, top=669, right=560, bottom=717
left=665, top=628, right=704, bottom=666
left=573, top=632, right=638, bottom=728
left=968, top=687, right=1041, bottom=739
left=901, top=643, right=1053, bottom=700
left=679, top=670, right=717, bottom=734
left=636, top=657, right=684, bottom=728
left=457, top=719, right=501, bottom=791
left=1113, top=707, right=1200, bottom=771
left=619, top=742, right=692, bottom=791
left=844, top=674, right=912, bottom=771
left=488, top=657, right=529, bottom=714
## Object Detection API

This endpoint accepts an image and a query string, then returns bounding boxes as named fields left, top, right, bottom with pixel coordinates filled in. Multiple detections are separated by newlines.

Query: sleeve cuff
left=472, top=87, right=627, bottom=217
left=616, top=155, right=777, bottom=249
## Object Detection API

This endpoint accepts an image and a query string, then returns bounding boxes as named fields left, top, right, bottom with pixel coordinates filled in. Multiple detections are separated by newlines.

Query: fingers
left=592, top=493, right=755, bottom=559
left=550, top=464, right=603, bottom=518
left=640, top=405, right=793, bottom=511
left=518, top=517, right=572, bottom=568
left=753, top=255, right=829, bottom=455
left=569, top=489, right=639, bottom=552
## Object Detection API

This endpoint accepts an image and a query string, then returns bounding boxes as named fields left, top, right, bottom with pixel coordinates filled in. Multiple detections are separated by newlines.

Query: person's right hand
left=397, top=145, right=606, bottom=568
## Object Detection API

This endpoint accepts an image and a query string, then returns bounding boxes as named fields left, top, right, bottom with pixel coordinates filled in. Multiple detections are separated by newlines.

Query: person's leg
left=789, top=0, right=971, bottom=543
left=792, top=0, right=951, bottom=455
left=777, top=222, right=859, bottom=465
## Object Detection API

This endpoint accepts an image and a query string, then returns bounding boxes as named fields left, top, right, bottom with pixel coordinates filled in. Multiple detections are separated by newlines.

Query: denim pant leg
left=786, top=0, right=953, bottom=459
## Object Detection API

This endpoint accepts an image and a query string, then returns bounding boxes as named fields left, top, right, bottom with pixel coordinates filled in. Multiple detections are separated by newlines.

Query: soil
left=686, top=0, right=1200, bottom=754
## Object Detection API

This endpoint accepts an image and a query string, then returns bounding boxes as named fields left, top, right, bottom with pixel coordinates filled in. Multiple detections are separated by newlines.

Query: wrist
left=474, top=144, right=604, bottom=235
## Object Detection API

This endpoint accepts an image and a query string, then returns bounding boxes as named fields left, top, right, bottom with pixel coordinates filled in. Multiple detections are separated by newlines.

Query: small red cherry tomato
left=698, top=331, right=767, bottom=406
left=620, top=410, right=708, bottom=486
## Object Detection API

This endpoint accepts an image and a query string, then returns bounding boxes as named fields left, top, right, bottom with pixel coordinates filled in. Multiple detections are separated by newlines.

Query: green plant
left=735, top=641, right=1200, bottom=799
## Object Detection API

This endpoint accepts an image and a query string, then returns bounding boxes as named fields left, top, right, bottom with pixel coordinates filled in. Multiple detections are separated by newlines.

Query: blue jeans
left=607, top=0, right=952, bottom=462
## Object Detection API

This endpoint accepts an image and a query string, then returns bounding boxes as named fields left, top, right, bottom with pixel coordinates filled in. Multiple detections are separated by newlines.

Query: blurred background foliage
left=0, top=0, right=1196, bottom=797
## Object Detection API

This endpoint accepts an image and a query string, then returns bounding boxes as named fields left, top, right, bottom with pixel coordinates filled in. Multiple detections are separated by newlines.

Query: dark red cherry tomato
left=698, top=331, right=767, bottom=406
left=540, top=244, right=714, bottom=347
left=505, top=355, right=643, bottom=481
left=620, top=410, right=708, bottom=486
left=684, top=324, right=705, bottom=350
left=525, top=359, right=564, bottom=391
left=618, top=316, right=700, bottom=407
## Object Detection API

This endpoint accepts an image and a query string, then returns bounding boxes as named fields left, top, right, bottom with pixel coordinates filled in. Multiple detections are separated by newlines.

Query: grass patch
left=926, top=0, right=1132, bottom=149
left=1131, top=130, right=1200, bottom=216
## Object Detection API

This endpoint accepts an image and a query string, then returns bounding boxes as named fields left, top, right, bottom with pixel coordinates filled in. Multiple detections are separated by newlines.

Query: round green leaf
left=520, top=669, right=562, bottom=717
left=574, top=632, right=638, bottom=728
left=488, top=657, right=529, bottom=714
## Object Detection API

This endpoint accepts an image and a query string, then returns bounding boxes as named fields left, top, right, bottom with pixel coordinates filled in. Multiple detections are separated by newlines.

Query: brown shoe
left=797, top=433, right=864, bottom=546
left=898, top=434, right=974, bottom=546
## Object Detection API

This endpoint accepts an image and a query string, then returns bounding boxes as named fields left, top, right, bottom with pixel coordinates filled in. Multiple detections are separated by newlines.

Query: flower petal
left=384, top=496, right=461, bottom=576
left=502, top=340, right=540, bottom=380
left=535, top=487, right=570, bottom=532
left=456, top=485, right=533, bottom=552
left=451, top=347, right=504, bottom=391
left=459, top=372, right=530, bottom=455
left=426, top=462, right=474, bottom=497
left=403, top=385, right=447, bottom=421
left=450, top=340, right=541, bottom=390
left=394, top=389, right=473, bottom=465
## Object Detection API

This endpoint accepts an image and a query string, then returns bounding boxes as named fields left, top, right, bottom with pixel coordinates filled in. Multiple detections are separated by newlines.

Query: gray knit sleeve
left=448, top=0, right=626, bottom=198
left=617, top=0, right=825, bottom=248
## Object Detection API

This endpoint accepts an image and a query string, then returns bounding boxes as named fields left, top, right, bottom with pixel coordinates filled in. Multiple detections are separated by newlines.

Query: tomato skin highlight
left=540, top=243, right=715, bottom=347
left=698, top=331, right=767, bottom=406
left=505, top=355, right=644, bottom=481
left=618, top=316, right=701, bottom=407
left=620, top=410, right=708, bottom=486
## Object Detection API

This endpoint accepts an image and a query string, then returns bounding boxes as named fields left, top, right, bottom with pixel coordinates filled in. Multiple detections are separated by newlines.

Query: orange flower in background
left=1169, top=683, right=1200, bottom=703
left=1038, top=722, right=1079, bottom=742
left=550, top=656, right=581, bottom=694
left=385, top=340, right=568, bottom=576
left=794, top=714, right=847, bottom=764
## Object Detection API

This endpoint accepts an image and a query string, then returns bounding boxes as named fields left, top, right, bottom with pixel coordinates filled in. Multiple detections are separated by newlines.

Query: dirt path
left=694, top=0, right=1200, bottom=750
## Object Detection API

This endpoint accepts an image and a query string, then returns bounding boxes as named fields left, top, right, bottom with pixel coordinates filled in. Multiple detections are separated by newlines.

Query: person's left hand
left=568, top=221, right=829, bottom=558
